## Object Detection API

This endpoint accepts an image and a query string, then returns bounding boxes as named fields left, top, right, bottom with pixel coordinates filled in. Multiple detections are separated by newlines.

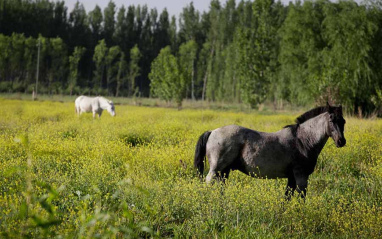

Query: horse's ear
left=338, top=105, right=343, bottom=114
left=326, top=101, right=333, bottom=113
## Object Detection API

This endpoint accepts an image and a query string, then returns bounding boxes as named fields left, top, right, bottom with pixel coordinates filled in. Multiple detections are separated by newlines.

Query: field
left=1, top=98, right=382, bottom=238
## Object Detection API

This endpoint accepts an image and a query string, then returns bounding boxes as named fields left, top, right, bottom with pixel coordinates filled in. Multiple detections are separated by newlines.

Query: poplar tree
left=149, top=46, right=180, bottom=104
left=115, top=52, right=127, bottom=97
left=178, top=40, right=197, bottom=100
left=88, top=5, right=103, bottom=47
left=128, top=45, right=141, bottom=97
left=103, top=1, right=116, bottom=46
left=93, top=39, right=108, bottom=93
left=68, top=46, right=85, bottom=95
left=322, top=1, right=377, bottom=114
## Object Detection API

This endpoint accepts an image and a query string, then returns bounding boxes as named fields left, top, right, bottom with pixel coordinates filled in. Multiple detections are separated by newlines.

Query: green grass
left=0, top=98, right=381, bottom=238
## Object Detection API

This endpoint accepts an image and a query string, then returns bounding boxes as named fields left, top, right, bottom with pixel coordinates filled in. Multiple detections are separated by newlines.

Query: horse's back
left=207, top=125, right=259, bottom=160
left=209, top=125, right=263, bottom=144
left=76, top=96, right=97, bottom=112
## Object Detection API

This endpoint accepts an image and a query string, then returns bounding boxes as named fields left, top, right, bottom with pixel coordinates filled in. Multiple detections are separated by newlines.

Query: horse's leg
left=205, top=138, right=237, bottom=184
left=92, top=111, right=96, bottom=119
left=206, top=167, right=231, bottom=184
left=206, top=158, right=219, bottom=184
left=285, top=175, right=296, bottom=200
left=206, top=171, right=215, bottom=183
left=293, top=169, right=309, bottom=199
left=219, top=168, right=231, bottom=184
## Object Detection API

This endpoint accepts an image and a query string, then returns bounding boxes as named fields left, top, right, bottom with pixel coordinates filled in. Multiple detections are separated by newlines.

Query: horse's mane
left=284, top=106, right=328, bottom=130
left=295, top=106, right=328, bottom=124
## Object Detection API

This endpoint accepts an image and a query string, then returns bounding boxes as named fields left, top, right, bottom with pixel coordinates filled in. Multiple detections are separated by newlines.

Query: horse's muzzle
left=336, top=138, right=346, bottom=147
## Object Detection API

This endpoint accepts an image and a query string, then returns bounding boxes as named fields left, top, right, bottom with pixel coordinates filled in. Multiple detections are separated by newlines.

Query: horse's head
left=107, top=101, right=116, bottom=117
left=326, top=102, right=346, bottom=147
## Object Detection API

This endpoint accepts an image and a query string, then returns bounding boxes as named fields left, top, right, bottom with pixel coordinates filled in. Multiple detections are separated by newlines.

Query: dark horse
left=194, top=103, right=346, bottom=198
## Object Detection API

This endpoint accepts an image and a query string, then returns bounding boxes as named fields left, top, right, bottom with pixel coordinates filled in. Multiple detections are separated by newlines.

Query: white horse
left=75, top=96, right=116, bottom=119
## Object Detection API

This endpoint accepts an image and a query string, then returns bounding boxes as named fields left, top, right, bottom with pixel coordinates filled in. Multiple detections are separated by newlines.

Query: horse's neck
left=297, top=113, right=329, bottom=157
left=97, top=97, right=109, bottom=109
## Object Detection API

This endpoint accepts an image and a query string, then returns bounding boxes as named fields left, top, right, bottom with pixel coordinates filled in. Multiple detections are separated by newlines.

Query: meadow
left=0, top=98, right=382, bottom=238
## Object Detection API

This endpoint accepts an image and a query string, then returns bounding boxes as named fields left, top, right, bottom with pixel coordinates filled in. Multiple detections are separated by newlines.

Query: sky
left=64, top=0, right=293, bottom=18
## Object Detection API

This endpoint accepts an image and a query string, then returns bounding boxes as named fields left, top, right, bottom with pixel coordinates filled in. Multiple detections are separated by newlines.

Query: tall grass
left=0, top=98, right=381, bottom=238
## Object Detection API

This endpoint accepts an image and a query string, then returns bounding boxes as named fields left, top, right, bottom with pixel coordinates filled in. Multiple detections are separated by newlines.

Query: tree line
left=0, top=0, right=382, bottom=114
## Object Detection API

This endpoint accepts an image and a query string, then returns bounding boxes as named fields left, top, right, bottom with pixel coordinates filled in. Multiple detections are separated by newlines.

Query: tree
left=279, top=0, right=326, bottom=105
left=88, top=5, right=103, bottom=47
left=221, top=42, right=240, bottom=102
left=322, top=1, right=377, bottom=114
left=114, top=5, right=127, bottom=53
left=105, top=45, right=121, bottom=95
left=149, top=46, right=180, bottom=105
left=197, top=42, right=211, bottom=100
left=128, top=44, right=141, bottom=97
left=178, top=40, right=197, bottom=100
left=24, top=36, right=37, bottom=91
left=48, top=37, right=67, bottom=94
left=126, top=5, right=136, bottom=51
left=8, top=33, right=25, bottom=90
left=103, top=0, right=116, bottom=46
left=178, top=2, right=200, bottom=43
left=204, top=0, right=221, bottom=101
left=68, top=1, right=90, bottom=48
left=0, top=34, right=10, bottom=84
left=93, top=39, right=108, bottom=93
left=237, top=0, right=281, bottom=108
left=68, top=46, right=85, bottom=95
left=154, top=8, right=171, bottom=53
left=52, top=1, right=69, bottom=41
left=115, top=52, right=127, bottom=97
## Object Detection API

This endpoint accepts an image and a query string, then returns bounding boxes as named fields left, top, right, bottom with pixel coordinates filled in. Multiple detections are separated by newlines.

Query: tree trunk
left=191, top=61, right=195, bottom=101
left=202, top=70, right=208, bottom=102
left=116, top=81, right=120, bottom=97
left=202, top=46, right=215, bottom=102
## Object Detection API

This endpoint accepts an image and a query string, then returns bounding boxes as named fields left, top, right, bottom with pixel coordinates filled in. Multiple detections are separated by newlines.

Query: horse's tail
left=194, top=131, right=212, bottom=176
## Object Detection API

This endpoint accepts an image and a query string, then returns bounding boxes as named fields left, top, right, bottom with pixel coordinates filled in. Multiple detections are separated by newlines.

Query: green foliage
left=279, top=0, right=379, bottom=114
left=321, top=1, right=377, bottom=113
left=128, top=44, right=141, bottom=97
left=68, top=46, right=85, bottom=95
left=178, top=2, right=201, bottom=43
left=178, top=40, right=198, bottom=100
left=88, top=5, right=104, bottom=44
left=93, top=39, right=108, bottom=92
left=236, top=0, right=280, bottom=108
left=103, top=0, right=116, bottom=46
left=115, top=52, right=128, bottom=97
left=106, top=45, right=122, bottom=93
left=149, top=46, right=181, bottom=105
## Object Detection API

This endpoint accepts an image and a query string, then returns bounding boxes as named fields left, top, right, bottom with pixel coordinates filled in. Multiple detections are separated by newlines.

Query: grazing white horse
left=75, top=96, right=116, bottom=119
